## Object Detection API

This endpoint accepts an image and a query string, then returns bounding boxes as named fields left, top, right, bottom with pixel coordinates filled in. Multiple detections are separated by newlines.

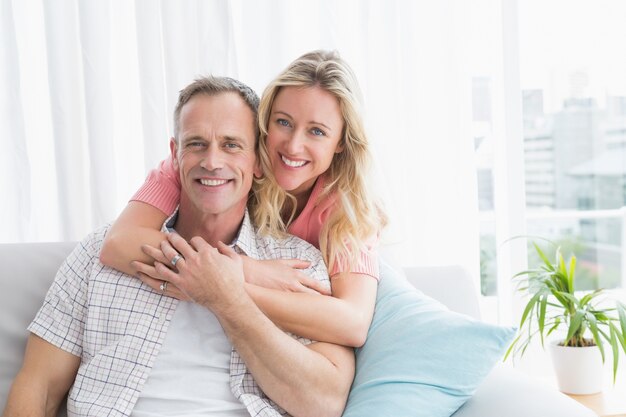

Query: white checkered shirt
left=29, top=209, right=329, bottom=417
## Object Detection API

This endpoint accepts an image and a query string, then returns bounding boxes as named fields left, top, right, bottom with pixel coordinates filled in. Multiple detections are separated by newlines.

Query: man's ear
left=254, top=158, right=263, bottom=178
left=169, top=138, right=179, bottom=170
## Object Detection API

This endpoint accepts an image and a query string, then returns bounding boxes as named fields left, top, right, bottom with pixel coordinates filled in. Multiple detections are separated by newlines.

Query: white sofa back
left=1, top=242, right=76, bottom=413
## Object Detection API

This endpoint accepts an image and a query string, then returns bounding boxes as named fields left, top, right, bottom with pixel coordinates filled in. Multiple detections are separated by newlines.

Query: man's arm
left=217, top=298, right=355, bottom=417
left=3, top=334, right=80, bottom=417
left=152, top=236, right=354, bottom=417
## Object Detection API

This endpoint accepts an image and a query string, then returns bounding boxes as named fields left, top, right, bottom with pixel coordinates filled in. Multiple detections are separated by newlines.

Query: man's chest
left=82, top=267, right=176, bottom=358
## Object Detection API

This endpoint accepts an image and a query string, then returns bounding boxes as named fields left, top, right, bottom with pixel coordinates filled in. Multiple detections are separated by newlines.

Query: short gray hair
left=173, top=76, right=259, bottom=141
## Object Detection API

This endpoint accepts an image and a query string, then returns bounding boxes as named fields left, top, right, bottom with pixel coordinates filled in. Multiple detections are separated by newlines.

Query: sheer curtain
left=1, top=0, right=480, bottom=276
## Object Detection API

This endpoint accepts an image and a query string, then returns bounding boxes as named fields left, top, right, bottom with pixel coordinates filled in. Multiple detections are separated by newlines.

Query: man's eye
left=311, top=127, right=326, bottom=136
left=185, top=140, right=205, bottom=148
left=277, top=119, right=291, bottom=127
left=224, top=142, right=241, bottom=149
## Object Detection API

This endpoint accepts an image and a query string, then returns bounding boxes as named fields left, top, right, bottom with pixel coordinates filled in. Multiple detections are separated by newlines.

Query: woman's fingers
left=141, top=244, right=169, bottom=266
left=131, top=260, right=160, bottom=280
left=294, top=283, right=326, bottom=295
left=133, top=260, right=188, bottom=300
left=216, top=241, right=240, bottom=261
left=299, top=276, right=332, bottom=295
left=154, top=261, right=180, bottom=283
left=169, top=233, right=202, bottom=259
left=280, top=259, right=312, bottom=269
left=137, top=272, right=190, bottom=301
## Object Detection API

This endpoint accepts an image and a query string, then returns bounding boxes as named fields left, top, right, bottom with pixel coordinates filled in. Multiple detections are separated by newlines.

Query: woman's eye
left=277, top=119, right=291, bottom=127
left=311, top=127, right=326, bottom=136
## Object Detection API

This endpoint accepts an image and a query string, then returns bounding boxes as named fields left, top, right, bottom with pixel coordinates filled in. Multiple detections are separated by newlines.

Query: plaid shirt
left=29, top=210, right=329, bottom=417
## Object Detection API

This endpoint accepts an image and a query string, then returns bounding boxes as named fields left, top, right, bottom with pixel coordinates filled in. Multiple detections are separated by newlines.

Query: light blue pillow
left=342, top=263, right=515, bottom=417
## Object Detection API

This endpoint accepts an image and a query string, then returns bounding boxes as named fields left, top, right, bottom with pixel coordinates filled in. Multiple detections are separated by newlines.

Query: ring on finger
left=160, top=281, right=168, bottom=293
left=170, top=254, right=183, bottom=268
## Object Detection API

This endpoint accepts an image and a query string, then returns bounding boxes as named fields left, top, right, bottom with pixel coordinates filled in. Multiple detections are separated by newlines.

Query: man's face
left=171, top=92, right=259, bottom=218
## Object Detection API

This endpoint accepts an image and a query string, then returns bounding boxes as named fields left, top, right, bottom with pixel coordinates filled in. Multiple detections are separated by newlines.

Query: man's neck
left=174, top=200, right=245, bottom=246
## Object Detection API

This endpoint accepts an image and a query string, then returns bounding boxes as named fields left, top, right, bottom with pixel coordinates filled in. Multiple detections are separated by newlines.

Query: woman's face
left=266, top=86, right=344, bottom=198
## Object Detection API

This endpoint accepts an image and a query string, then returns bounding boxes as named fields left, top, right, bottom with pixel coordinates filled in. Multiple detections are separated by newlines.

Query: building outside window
left=476, top=1, right=626, bottom=317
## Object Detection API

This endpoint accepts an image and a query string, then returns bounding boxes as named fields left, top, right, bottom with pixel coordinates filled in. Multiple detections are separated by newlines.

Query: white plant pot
left=548, top=339, right=604, bottom=395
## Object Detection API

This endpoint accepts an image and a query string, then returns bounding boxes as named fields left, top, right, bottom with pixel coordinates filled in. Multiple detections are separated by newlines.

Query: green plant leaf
left=538, top=294, right=548, bottom=346
left=567, top=255, right=576, bottom=293
left=609, top=324, right=619, bottom=384
left=554, top=291, right=579, bottom=309
left=513, top=270, right=535, bottom=278
left=520, top=293, right=541, bottom=329
left=591, top=311, right=611, bottom=321
left=586, top=313, right=605, bottom=362
left=617, top=304, right=626, bottom=355
left=557, top=248, right=567, bottom=277
left=533, top=242, right=555, bottom=271
left=579, top=289, right=602, bottom=307
left=547, top=319, right=561, bottom=337
left=619, top=303, right=626, bottom=342
left=565, top=310, right=584, bottom=346
left=503, top=334, right=522, bottom=362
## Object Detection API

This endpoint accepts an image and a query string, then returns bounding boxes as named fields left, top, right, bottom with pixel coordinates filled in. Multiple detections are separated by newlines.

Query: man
left=3, top=77, right=354, bottom=417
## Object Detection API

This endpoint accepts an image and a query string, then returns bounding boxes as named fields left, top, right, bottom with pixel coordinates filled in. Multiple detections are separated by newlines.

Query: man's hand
left=140, top=233, right=248, bottom=313
left=135, top=239, right=331, bottom=299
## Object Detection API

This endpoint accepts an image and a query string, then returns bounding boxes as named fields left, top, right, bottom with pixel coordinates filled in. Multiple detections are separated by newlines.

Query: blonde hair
left=251, top=50, right=387, bottom=271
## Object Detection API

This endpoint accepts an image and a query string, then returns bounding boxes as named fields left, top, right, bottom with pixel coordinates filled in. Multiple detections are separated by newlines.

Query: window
left=477, top=1, right=626, bottom=316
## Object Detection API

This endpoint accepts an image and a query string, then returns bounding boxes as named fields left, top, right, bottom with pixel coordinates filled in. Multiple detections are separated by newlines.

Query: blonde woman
left=101, top=50, right=386, bottom=347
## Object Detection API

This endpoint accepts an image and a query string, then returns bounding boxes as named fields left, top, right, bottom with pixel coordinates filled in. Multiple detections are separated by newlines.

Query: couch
left=0, top=242, right=595, bottom=416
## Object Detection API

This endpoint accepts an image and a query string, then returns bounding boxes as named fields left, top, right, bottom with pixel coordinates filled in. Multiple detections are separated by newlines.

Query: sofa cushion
left=452, top=364, right=596, bottom=417
left=0, top=242, right=76, bottom=415
left=342, top=261, right=515, bottom=417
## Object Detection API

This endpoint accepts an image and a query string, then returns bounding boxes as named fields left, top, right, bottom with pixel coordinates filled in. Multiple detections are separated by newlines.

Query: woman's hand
left=242, top=257, right=332, bottom=295
left=132, top=240, right=190, bottom=301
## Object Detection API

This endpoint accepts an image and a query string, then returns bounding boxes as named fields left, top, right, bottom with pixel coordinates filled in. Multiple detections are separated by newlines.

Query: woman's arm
left=246, top=272, right=377, bottom=347
left=100, top=157, right=180, bottom=276
left=134, top=238, right=378, bottom=347
left=100, top=201, right=168, bottom=275
left=134, top=257, right=378, bottom=347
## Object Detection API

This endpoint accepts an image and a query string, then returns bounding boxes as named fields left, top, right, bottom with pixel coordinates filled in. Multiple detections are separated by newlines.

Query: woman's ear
left=169, top=138, right=179, bottom=170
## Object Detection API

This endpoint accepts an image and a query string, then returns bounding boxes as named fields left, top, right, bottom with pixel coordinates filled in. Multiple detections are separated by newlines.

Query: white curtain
left=1, top=0, right=480, bottom=276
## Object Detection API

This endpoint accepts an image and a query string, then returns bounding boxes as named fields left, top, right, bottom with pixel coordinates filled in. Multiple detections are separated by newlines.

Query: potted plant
left=504, top=239, right=626, bottom=394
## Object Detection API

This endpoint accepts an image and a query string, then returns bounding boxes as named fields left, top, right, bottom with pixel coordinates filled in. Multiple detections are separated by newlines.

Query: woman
left=101, top=50, right=386, bottom=347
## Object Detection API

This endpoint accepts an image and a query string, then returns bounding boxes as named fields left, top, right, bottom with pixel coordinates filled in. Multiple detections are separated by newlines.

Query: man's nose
left=200, top=146, right=224, bottom=171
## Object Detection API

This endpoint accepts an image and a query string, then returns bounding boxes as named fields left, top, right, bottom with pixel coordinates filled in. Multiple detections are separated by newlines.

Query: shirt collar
left=162, top=207, right=260, bottom=259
